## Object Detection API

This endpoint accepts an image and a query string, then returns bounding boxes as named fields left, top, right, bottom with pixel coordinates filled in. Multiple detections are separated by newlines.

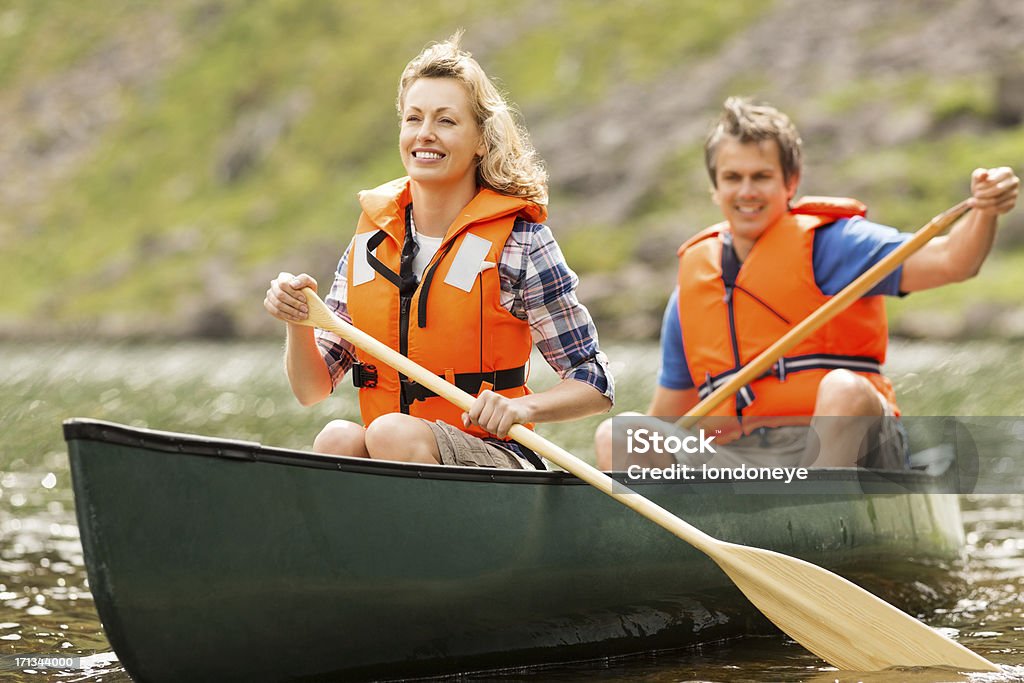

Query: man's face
left=711, top=137, right=800, bottom=257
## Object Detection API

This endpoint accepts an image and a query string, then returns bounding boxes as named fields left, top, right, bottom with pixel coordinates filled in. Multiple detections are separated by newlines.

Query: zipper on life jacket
left=400, top=224, right=455, bottom=412
left=362, top=220, right=417, bottom=413
left=398, top=295, right=412, bottom=414
left=397, top=206, right=420, bottom=415
left=723, top=284, right=744, bottom=419
left=720, top=233, right=745, bottom=419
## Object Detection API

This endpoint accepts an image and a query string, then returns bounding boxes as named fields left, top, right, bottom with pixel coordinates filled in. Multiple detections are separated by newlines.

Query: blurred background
left=2, top=0, right=1023, bottom=343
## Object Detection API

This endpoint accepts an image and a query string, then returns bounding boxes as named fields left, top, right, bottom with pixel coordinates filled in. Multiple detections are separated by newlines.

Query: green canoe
left=64, top=418, right=966, bottom=683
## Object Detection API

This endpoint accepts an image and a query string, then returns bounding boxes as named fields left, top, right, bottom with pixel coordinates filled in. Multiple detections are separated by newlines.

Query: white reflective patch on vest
left=443, top=233, right=492, bottom=292
left=352, top=231, right=378, bottom=286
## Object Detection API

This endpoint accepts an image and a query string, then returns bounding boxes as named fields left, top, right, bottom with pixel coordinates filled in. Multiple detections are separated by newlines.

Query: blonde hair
left=397, top=32, right=548, bottom=205
left=705, top=97, right=803, bottom=188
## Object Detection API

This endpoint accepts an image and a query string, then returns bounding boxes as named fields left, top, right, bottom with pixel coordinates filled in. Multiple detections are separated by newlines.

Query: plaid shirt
left=315, top=218, right=614, bottom=402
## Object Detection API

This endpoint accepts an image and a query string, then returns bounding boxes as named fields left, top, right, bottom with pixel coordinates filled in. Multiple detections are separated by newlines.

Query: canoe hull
left=65, top=419, right=965, bottom=682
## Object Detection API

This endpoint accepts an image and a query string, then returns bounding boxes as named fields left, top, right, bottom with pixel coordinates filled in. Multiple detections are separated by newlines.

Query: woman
left=264, top=34, right=613, bottom=469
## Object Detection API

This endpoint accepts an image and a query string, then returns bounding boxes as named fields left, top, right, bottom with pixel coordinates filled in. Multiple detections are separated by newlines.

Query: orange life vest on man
left=676, top=197, right=899, bottom=442
left=346, top=177, right=543, bottom=440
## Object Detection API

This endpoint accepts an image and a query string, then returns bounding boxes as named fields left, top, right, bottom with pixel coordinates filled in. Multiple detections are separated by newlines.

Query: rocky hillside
left=2, top=0, right=1023, bottom=341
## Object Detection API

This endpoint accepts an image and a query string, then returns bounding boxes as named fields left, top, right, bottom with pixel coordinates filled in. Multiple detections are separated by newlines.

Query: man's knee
left=815, top=370, right=883, bottom=417
left=313, top=419, right=368, bottom=457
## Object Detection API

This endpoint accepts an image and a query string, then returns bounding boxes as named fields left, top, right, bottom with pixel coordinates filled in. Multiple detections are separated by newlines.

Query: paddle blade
left=712, top=542, right=999, bottom=672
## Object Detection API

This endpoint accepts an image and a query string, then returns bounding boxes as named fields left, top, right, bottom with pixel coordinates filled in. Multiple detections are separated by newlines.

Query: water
left=1, top=340, right=1023, bottom=681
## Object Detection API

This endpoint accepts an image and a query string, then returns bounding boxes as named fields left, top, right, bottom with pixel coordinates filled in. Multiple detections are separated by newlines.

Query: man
left=596, top=97, right=1019, bottom=470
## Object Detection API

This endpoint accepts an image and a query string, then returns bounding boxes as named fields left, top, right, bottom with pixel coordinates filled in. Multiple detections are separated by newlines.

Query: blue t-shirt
left=658, top=217, right=911, bottom=390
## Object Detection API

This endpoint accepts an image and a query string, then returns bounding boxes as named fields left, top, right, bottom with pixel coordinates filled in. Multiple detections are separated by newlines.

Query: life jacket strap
left=399, top=365, right=528, bottom=404
left=364, top=209, right=420, bottom=297
left=697, top=353, right=883, bottom=401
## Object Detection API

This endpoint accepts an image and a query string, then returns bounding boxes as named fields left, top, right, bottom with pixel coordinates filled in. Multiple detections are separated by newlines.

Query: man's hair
left=704, top=97, right=803, bottom=188
left=397, top=31, right=548, bottom=205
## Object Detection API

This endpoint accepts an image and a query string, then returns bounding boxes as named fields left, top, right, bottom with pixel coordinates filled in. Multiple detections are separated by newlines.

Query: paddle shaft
left=299, top=289, right=721, bottom=556
left=676, top=199, right=972, bottom=429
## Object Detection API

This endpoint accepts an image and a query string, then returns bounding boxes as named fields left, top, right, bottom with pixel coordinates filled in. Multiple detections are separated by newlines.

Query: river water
left=1, top=340, right=1023, bottom=682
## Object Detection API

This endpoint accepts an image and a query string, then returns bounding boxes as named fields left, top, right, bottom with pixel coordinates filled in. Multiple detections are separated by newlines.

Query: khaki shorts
left=427, top=420, right=535, bottom=470
left=611, top=401, right=909, bottom=470
left=699, top=412, right=908, bottom=470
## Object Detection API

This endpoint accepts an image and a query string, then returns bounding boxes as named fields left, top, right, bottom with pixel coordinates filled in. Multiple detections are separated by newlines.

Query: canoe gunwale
left=63, top=417, right=958, bottom=493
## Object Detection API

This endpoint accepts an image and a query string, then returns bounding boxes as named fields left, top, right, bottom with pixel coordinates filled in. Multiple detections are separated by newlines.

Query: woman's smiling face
left=399, top=77, right=485, bottom=194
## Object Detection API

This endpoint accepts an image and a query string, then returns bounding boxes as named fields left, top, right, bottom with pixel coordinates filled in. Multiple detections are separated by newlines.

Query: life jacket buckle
left=736, top=385, right=756, bottom=410
left=352, top=362, right=378, bottom=389
left=773, top=357, right=788, bottom=382
left=400, top=378, right=429, bottom=405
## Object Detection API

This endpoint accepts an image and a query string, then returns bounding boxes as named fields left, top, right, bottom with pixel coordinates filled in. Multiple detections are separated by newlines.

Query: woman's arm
left=265, top=272, right=334, bottom=406
left=464, top=221, right=613, bottom=437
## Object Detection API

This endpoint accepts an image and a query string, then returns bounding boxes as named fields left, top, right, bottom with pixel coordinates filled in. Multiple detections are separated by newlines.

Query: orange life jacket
left=676, top=197, right=899, bottom=442
left=346, top=177, right=545, bottom=440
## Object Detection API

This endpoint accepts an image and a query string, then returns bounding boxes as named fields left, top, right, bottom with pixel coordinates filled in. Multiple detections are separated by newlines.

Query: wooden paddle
left=676, top=199, right=973, bottom=429
left=296, top=282, right=998, bottom=673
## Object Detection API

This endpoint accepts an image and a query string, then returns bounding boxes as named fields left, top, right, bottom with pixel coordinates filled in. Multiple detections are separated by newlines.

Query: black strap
left=495, top=440, right=546, bottom=470
left=721, top=231, right=741, bottom=291
left=364, top=213, right=420, bottom=297
left=398, top=215, right=420, bottom=297
left=364, top=230, right=401, bottom=289
left=418, top=216, right=523, bottom=329
left=697, top=353, right=883, bottom=400
left=401, top=365, right=527, bottom=404
left=417, top=241, right=456, bottom=328
left=773, top=353, right=883, bottom=377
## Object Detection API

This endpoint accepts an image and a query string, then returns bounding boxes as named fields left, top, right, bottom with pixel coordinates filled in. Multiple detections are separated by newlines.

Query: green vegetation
left=838, top=127, right=1024, bottom=230
left=558, top=223, right=637, bottom=273
left=1, top=1, right=1022, bottom=338
left=489, top=0, right=774, bottom=106
left=820, top=74, right=994, bottom=121
left=887, top=249, right=1024, bottom=327
left=2, top=0, right=772, bottom=326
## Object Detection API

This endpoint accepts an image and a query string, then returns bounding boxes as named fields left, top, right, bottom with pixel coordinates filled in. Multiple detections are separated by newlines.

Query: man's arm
left=900, top=167, right=1019, bottom=293
left=647, top=386, right=700, bottom=419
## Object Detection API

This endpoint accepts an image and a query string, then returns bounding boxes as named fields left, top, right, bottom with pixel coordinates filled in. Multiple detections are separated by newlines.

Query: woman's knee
left=364, top=413, right=438, bottom=462
left=594, top=411, right=646, bottom=471
left=313, top=420, right=368, bottom=457
left=594, top=416, right=616, bottom=470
